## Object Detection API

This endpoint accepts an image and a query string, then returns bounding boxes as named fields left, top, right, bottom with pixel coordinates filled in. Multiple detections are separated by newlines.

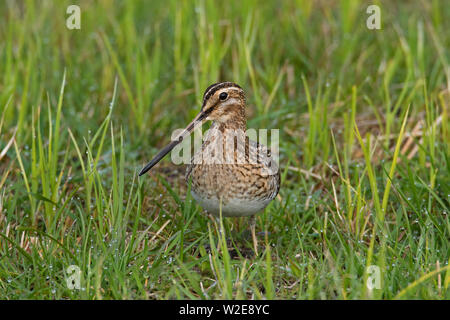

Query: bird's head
left=138, top=82, right=246, bottom=176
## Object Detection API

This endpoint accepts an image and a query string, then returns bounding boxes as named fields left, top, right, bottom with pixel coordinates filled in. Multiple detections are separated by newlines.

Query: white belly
left=191, top=190, right=271, bottom=217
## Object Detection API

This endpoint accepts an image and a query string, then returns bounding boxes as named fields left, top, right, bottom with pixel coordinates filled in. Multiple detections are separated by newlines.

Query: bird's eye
left=219, top=92, right=228, bottom=101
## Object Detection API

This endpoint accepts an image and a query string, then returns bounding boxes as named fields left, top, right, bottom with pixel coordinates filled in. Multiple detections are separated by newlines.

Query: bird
left=139, top=82, right=280, bottom=254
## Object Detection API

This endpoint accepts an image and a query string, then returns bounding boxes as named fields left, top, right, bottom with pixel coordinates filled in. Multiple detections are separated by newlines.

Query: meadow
left=0, top=0, right=448, bottom=299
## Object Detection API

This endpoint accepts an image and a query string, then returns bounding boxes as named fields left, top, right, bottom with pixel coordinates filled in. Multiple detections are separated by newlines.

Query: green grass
left=0, top=0, right=449, bottom=299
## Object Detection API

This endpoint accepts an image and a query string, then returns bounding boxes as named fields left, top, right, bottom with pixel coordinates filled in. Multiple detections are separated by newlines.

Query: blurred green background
left=0, top=0, right=448, bottom=299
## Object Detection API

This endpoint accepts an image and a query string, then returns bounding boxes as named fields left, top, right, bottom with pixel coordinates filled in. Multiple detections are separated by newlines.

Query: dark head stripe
left=202, top=82, right=242, bottom=108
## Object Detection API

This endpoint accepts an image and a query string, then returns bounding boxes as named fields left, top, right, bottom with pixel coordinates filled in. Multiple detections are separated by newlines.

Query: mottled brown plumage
left=186, top=120, right=280, bottom=217
left=139, top=82, right=280, bottom=253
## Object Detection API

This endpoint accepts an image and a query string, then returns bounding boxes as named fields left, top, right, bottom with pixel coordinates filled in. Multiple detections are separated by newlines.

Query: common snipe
left=139, top=82, right=280, bottom=253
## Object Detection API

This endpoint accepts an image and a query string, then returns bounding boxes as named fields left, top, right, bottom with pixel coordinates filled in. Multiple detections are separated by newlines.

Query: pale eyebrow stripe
left=202, top=82, right=242, bottom=108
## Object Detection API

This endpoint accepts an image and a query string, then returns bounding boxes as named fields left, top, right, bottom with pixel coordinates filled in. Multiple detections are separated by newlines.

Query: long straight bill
left=138, top=111, right=206, bottom=176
